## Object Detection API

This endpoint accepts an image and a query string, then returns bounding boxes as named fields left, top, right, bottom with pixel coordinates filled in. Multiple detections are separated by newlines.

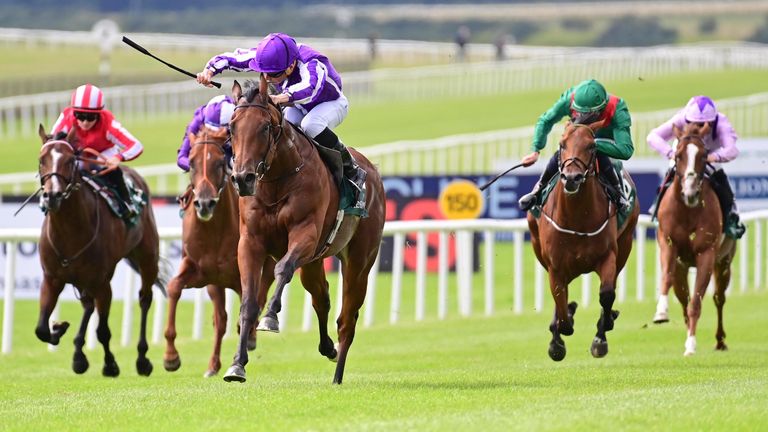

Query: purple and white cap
left=250, top=33, right=299, bottom=73
left=203, top=95, right=235, bottom=130
left=684, top=95, right=718, bottom=123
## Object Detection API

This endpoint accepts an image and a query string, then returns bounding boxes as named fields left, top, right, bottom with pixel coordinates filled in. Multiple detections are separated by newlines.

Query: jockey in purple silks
left=647, top=95, right=745, bottom=322
left=177, top=94, right=235, bottom=172
left=195, top=32, right=366, bottom=192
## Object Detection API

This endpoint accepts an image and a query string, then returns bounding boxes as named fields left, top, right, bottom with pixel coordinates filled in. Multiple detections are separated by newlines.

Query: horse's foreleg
left=252, top=258, right=276, bottom=339
left=713, top=256, right=732, bottom=351
left=72, top=295, right=95, bottom=374
left=592, top=253, right=619, bottom=358
left=35, top=277, right=68, bottom=345
left=163, top=260, right=194, bottom=372
left=260, top=231, right=318, bottom=332
left=547, top=272, right=573, bottom=362
left=299, top=260, right=336, bottom=362
left=135, top=276, right=154, bottom=377
left=685, top=249, right=716, bottom=356
left=654, top=234, right=677, bottom=324
left=94, top=288, right=119, bottom=377
left=204, top=284, right=227, bottom=378
left=223, top=240, right=266, bottom=383
left=670, top=261, right=690, bottom=325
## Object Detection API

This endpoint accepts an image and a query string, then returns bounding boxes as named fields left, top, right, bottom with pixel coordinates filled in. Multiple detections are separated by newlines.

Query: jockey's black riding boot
left=103, top=168, right=137, bottom=218
left=709, top=169, right=745, bottom=238
left=314, top=127, right=366, bottom=192
left=597, top=153, right=628, bottom=212
left=518, top=150, right=559, bottom=211
left=650, top=166, right=675, bottom=216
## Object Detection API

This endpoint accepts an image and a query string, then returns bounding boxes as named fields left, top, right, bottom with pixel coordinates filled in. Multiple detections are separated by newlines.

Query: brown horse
left=35, top=125, right=163, bottom=376
left=225, top=77, right=385, bottom=384
left=527, top=121, right=640, bottom=361
left=655, top=122, right=737, bottom=356
left=162, top=127, right=275, bottom=377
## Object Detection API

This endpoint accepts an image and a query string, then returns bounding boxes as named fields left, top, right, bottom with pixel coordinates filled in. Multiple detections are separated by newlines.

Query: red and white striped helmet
left=70, top=84, right=104, bottom=111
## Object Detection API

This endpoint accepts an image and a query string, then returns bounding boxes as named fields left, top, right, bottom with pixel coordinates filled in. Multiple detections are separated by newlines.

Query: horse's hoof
left=223, top=364, right=246, bottom=383
left=715, top=342, right=728, bottom=351
left=136, top=358, right=153, bottom=376
left=102, top=362, right=120, bottom=377
left=653, top=310, right=669, bottom=324
left=684, top=349, right=696, bottom=357
left=164, top=356, right=181, bottom=372
left=328, top=343, right=339, bottom=363
left=548, top=339, right=566, bottom=362
left=568, top=301, right=578, bottom=316
left=203, top=369, right=219, bottom=378
left=247, top=336, right=257, bottom=351
left=256, top=316, right=280, bottom=333
left=590, top=337, right=608, bottom=358
left=52, top=321, right=71, bottom=336
left=72, top=353, right=89, bottom=374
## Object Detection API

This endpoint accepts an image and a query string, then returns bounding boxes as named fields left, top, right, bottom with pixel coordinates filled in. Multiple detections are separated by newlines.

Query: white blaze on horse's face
left=682, top=143, right=701, bottom=207
left=49, top=148, right=65, bottom=192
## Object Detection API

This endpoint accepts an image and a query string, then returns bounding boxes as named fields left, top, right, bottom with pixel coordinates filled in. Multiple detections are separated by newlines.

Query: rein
left=233, top=101, right=304, bottom=182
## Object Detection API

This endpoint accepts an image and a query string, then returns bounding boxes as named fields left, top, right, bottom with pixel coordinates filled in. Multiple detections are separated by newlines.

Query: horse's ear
left=589, top=118, right=607, bottom=133
left=189, top=131, right=197, bottom=144
left=232, top=80, right=242, bottom=102
left=700, top=121, right=711, bottom=136
left=38, top=124, right=47, bottom=143
left=259, top=74, right=268, bottom=103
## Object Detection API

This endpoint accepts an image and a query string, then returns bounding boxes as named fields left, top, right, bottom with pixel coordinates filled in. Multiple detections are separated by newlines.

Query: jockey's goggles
left=74, top=111, right=98, bottom=122
left=265, top=70, right=286, bottom=78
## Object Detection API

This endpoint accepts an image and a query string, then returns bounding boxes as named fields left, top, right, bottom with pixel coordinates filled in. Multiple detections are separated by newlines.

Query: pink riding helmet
left=251, top=33, right=300, bottom=73
left=684, top=95, right=718, bottom=123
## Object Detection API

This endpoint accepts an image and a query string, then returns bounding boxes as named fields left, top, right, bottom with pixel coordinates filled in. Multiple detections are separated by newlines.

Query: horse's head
left=188, top=127, right=230, bottom=221
left=37, top=125, right=79, bottom=213
left=558, top=121, right=601, bottom=194
left=229, top=77, right=284, bottom=196
left=673, top=121, right=711, bottom=208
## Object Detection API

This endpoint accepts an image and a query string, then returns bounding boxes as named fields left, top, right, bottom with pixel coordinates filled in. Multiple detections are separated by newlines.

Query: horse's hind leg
left=256, top=258, right=280, bottom=333
left=135, top=267, right=155, bottom=376
left=72, top=295, right=95, bottom=374
left=94, top=287, right=119, bottom=377
left=204, top=284, right=227, bottom=377
left=591, top=253, right=619, bottom=359
left=713, top=252, right=733, bottom=351
left=299, top=260, right=337, bottom=362
left=35, top=277, right=69, bottom=345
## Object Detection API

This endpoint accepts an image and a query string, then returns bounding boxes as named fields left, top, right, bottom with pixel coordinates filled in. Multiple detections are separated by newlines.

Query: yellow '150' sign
left=438, top=180, right=485, bottom=220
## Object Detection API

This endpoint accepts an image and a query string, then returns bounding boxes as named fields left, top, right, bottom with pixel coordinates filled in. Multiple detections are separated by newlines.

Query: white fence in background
left=2, top=91, right=767, bottom=196
left=1, top=42, right=767, bottom=139
left=3, top=211, right=767, bottom=354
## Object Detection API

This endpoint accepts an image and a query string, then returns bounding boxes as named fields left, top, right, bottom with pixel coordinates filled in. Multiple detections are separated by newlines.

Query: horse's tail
left=124, top=256, right=170, bottom=298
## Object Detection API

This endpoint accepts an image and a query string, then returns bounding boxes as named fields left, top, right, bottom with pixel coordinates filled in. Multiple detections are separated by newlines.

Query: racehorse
left=162, top=127, right=275, bottom=377
left=225, top=77, right=386, bottom=384
left=655, top=122, right=737, bottom=356
left=527, top=121, right=640, bottom=361
left=35, top=125, right=164, bottom=376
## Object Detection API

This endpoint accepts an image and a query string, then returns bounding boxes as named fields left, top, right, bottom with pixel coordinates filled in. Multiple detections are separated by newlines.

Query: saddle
left=531, top=161, right=636, bottom=230
left=82, top=171, right=147, bottom=226
left=289, top=123, right=368, bottom=217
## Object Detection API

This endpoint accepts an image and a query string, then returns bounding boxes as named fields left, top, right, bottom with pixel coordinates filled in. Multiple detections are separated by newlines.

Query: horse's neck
left=219, top=181, right=240, bottom=220
left=47, top=186, right=97, bottom=239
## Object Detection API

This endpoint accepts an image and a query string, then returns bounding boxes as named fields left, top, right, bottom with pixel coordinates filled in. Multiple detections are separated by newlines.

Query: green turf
left=1, top=289, right=765, bottom=431
left=3, top=68, right=767, bottom=175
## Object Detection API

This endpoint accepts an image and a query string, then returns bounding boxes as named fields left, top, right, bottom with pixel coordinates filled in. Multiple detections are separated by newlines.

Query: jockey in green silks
left=518, top=79, right=634, bottom=213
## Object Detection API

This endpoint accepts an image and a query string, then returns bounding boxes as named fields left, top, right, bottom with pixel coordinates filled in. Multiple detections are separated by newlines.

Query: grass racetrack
left=1, top=289, right=766, bottom=431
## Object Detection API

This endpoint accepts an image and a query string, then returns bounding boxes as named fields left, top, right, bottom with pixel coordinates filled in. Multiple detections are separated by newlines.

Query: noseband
left=559, top=124, right=597, bottom=178
left=233, top=101, right=284, bottom=180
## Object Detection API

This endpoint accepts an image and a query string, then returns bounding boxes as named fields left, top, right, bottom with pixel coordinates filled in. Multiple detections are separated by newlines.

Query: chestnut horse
left=162, top=127, right=275, bottom=377
left=655, top=122, right=737, bottom=356
left=225, top=78, right=385, bottom=384
left=527, top=121, right=639, bottom=361
left=35, top=126, right=163, bottom=376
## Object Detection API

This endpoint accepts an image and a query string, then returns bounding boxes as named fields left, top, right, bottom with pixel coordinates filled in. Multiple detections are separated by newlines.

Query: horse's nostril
left=244, top=173, right=257, bottom=185
left=193, top=200, right=201, bottom=209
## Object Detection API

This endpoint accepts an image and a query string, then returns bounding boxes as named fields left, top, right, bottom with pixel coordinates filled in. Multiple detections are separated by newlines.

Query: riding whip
left=121, top=36, right=222, bottom=88
left=478, top=163, right=525, bottom=191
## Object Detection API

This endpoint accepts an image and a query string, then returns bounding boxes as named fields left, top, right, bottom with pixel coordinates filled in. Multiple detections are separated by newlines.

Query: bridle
left=232, top=100, right=287, bottom=181
left=675, top=134, right=707, bottom=184
left=191, top=139, right=229, bottom=197
left=39, top=139, right=80, bottom=201
left=558, top=123, right=597, bottom=180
